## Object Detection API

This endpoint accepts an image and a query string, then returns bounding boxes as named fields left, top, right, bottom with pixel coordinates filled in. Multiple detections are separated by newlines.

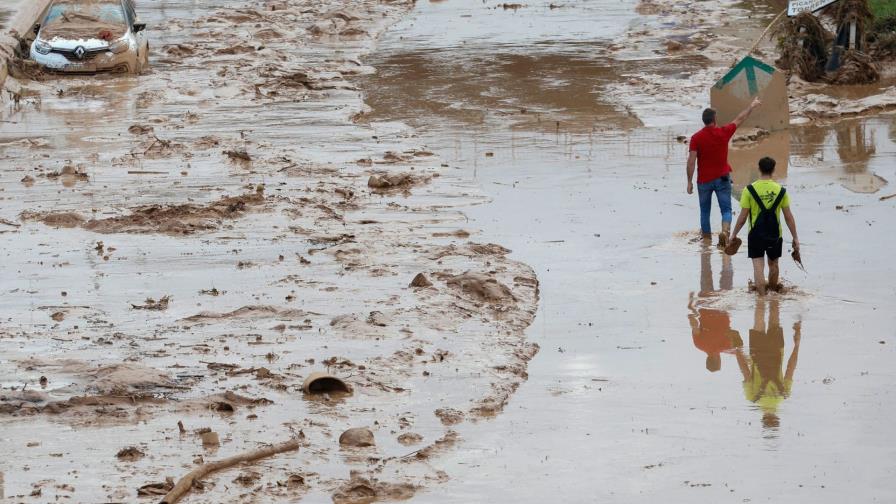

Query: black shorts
left=748, top=236, right=783, bottom=260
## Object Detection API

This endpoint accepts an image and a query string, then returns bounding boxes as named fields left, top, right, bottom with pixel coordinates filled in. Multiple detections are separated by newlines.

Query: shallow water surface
left=361, top=0, right=896, bottom=502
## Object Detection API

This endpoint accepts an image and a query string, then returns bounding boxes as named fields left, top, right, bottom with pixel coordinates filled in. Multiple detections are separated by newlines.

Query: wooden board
left=710, top=56, right=789, bottom=132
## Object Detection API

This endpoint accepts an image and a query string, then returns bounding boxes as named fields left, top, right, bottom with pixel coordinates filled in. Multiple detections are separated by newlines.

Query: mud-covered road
left=358, top=1, right=896, bottom=503
left=2, top=0, right=896, bottom=502
left=0, top=1, right=539, bottom=502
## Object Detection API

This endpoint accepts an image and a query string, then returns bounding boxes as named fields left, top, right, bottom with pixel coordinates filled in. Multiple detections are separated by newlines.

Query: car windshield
left=44, top=1, right=126, bottom=26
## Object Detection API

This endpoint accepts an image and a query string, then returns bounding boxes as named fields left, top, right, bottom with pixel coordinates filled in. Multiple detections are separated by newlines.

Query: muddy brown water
left=359, top=0, right=896, bottom=502
left=0, top=0, right=539, bottom=502
left=1, top=0, right=895, bottom=502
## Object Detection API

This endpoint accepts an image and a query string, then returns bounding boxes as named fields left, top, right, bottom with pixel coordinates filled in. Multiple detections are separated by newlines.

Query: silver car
left=30, top=0, right=149, bottom=74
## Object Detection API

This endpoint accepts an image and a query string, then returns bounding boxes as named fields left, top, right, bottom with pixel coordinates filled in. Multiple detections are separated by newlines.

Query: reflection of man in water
left=735, top=298, right=801, bottom=429
left=688, top=247, right=742, bottom=372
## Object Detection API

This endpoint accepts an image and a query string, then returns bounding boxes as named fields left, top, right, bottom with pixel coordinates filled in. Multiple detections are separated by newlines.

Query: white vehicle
left=30, top=0, right=148, bottom=74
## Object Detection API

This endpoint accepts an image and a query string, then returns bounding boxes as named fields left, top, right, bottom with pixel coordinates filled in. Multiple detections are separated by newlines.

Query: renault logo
left=74, top=46, right=86, bottom=60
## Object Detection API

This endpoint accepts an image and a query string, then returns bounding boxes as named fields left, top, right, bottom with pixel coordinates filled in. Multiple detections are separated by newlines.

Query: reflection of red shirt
left=692, top=309, right=735, bottom=355
left=690, top=124, right=737, bottom=183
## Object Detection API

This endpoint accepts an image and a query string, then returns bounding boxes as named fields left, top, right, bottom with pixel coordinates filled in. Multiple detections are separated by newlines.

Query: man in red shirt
left=686, top=97, right=762, bottom=246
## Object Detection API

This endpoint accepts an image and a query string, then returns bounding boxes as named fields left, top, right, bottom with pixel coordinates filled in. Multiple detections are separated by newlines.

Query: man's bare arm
left=731, top=97, right=762, bottom=128
left=782, top=207, right=799, bottom=250
left=730, top=207, right=750, bottom=240
left=686, top=151, right=697, bottom=194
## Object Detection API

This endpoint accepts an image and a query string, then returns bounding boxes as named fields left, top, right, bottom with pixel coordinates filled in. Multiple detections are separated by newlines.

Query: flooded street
left=1, top=0, right=895, bottom=502
left=1, top=0, right=539, bottom=501
left=360, top=0, right=896, bottom=502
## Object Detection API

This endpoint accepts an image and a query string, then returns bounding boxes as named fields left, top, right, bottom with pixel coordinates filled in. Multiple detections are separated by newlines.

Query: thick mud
left=359, top=0, right=896, bottom=502
left=0, top=0, right=540, bottom=502
left=2, top=0, right=895, bottom=502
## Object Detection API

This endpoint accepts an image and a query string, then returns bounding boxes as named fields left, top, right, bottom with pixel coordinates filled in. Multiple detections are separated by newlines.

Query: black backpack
left=747, top=184, right=786, bottom=243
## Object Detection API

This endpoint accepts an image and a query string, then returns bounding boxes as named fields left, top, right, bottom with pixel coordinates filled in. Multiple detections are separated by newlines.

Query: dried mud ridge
left=0, top=0, right=541, bottom=501
left=21, top=190, right=266, bottom=236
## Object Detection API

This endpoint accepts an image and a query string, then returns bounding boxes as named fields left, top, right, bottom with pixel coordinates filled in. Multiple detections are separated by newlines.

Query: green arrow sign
left=714, top=56, right=776, bottom=97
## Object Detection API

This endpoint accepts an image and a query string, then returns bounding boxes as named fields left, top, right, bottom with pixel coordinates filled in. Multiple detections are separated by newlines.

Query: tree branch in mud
left=159, top=438, right=300, bottom=504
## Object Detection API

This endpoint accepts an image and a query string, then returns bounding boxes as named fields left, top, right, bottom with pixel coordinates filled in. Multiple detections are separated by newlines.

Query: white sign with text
left=788, top=0, right=838, bottom=16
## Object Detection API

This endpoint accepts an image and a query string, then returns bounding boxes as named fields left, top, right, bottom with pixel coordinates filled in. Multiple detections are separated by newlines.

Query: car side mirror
left=133, top=23, right=146, bottom=33
left=33, top=23, right=40, bottom=35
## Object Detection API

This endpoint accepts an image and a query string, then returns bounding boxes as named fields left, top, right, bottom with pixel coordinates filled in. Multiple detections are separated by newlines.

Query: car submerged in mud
left=30, top=0, right=148, bottom=74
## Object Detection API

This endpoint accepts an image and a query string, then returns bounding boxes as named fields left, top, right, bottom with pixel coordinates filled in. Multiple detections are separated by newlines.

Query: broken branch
left=159, top=438, right=299, bottom=504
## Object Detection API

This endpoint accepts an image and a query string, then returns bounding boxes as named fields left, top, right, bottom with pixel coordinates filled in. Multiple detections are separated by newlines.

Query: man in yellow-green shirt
left=729, top=157, right=800, bottom=295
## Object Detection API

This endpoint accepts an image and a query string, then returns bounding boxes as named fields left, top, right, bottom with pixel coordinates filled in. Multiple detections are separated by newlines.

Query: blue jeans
left=697, top=175, right=732, bottom=234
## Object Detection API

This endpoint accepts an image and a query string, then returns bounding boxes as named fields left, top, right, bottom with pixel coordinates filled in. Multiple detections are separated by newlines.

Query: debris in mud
left=183, top=305, right=310, bottom=322
left=164, top=43, right=194, bottom=57
left=86, top=363, right=180, bottom=395
left=339, top=427, right=375, bottom=447
left=233, top=470, right=261, bottom=486
left=0, top=362, right=179, bottom=406
left=138, top=134, right=183, bottom=159
left=128, top=124, right=154, bottom=135
left=303, top=372, right=352, bottom=395
left=367, top=172, right=428, bottom=192
left=335, top=187, right=355, bottom=200
left=46, top=163, right=89, bottom=183
left=24, top=192, right=266, bottom=236
left=137, top=478, right=174, bottom=497
left=828, top=50, right=880, bottom=84
left=444, top=272, right=516, bottom=303
left=409, top=273, right=433, bottom=288
left=93, top=192, right=264, bottom=235
left=160, top=438, right=300, bottom=504
left=397, top=433, right=423, bottom=446
left=279, top=474, right=306, bottom=490
left=192, top=391, right=273, bottom=415
left=210, top=400, right=236, bottom=414
left=432, top=229, right=471, bottom=238
left=377, top=151, right=414, bottom=164
left=131, top=296, right=171, bottom=311
left=116, top=446, right=145, bottom=461
left=434, top=408, right=465, bottom=426
left=469, top=243, right=511, bottom=256
left=366, top=311, right=388, bottom=327
left=223, top=149, right=252, bottom=162
left=869, top=17, right=896, bottom=58
left=332, top=472, right=416, bottom=504
left=775, top=13, right=831, bottom=81
left=20, top=211, right=85, bottom=228
left=194, top=135, right=222, bottom=150
left=201, top=431, right=221, bottom=447
left=406, top=431, right=459, bottom=461
left=50, top=311, right=66, bottom=322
